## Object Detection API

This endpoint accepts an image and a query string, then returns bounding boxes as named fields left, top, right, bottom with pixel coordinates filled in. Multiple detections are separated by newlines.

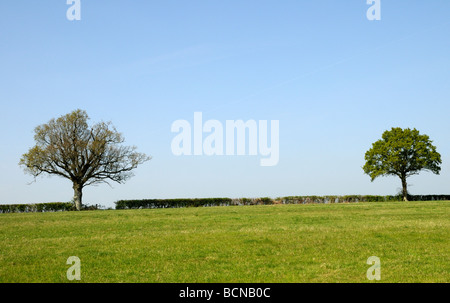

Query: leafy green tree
left=363, top=127, right=441, bottom=201
left=19, top=109, right=151, bottom=210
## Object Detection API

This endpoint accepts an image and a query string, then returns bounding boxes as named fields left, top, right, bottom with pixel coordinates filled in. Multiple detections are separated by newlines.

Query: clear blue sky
left=1, top=1, right=449, bottom=208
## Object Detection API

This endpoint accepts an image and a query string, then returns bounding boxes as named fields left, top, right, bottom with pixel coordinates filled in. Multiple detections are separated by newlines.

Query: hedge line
left=2, top=195, right=449, bottom=213
left=0, top=202, right=101, bottom=213
left=115, top=198, right=233, bottom=209
left=115, top=195, right=450, bottom=209
left=0, top=202, right=75, bottom=213
left=114, top=195, right=450, bottom=209
left=279, top=195, right=450, bottom=204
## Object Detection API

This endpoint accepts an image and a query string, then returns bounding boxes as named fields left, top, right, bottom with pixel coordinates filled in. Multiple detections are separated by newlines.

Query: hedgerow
left=0, top=202, right=74, bottom=213
left=0, top=202, right=102, bottom=213
left=2, top=195, right=448, bottom=213
left=114, top=195, right=450, bottom=209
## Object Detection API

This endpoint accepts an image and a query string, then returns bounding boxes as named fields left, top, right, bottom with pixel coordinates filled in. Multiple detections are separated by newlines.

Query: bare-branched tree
left=19, top=109, right=151, bottom=210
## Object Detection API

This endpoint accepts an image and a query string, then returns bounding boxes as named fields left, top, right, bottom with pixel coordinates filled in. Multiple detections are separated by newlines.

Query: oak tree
left=363, top=127, right=441, bottom=201
left=19, top=109, right=151, bottom=210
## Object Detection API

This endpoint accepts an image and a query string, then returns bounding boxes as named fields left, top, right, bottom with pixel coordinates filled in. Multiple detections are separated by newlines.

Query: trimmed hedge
left=115, top=195, right=450, bottom=210
left=115, top=198, right=233, bottom=209
left=275, top=195, right=450, bottom=204
left=115, top=197, right=278, bottom=209
left=0, top=202, right=102, bottom=213
left=3, top=195, right=449, bottom=213
left=0, top=202, right=75, bottom=213
left=279, top=195, right=404, bottom=204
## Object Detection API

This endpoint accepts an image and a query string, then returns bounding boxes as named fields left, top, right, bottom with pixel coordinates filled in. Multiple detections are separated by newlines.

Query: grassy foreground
left=0, top=201, right=449, bottom=283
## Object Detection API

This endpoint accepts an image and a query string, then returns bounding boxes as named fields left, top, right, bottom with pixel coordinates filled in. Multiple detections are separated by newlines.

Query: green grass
left=0, top=201, right=449, bottom=283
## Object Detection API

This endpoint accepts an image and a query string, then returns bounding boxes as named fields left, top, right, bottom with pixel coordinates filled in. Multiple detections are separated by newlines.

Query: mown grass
left=0, top=201, right=449, bottom=283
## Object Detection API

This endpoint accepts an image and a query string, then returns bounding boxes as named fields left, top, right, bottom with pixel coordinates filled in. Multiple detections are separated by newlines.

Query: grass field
left=0, top=201, right=449, bottom=283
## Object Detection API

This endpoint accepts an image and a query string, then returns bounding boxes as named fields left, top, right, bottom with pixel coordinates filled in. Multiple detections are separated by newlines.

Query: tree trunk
left=73, top=183, right=83, bottom=211
left=401, top=176, right=408, bottom=202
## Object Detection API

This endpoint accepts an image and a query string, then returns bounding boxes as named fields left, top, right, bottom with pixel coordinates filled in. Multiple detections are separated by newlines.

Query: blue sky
left=1, top=1, right=449, bottom=208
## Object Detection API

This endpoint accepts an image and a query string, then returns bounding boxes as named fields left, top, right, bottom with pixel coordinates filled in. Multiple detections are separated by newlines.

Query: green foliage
left=4, top=195, right=449, bottom=213
left=363, top=127, right=442, bottom=181
left=363, top=127, right=442, bottom=201
left=115, top=195, right=450, bottom=209
left=0, top=202, right=104, bottom=213
left=115, top=198, right=233, bottom=209
left=0, top=202, right=75, bottom=213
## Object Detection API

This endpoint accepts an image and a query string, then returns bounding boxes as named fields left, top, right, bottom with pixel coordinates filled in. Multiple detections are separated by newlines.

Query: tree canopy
left=363, top=127, right=441, bottom=201
left=19, top=109, right=151, bottom=210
